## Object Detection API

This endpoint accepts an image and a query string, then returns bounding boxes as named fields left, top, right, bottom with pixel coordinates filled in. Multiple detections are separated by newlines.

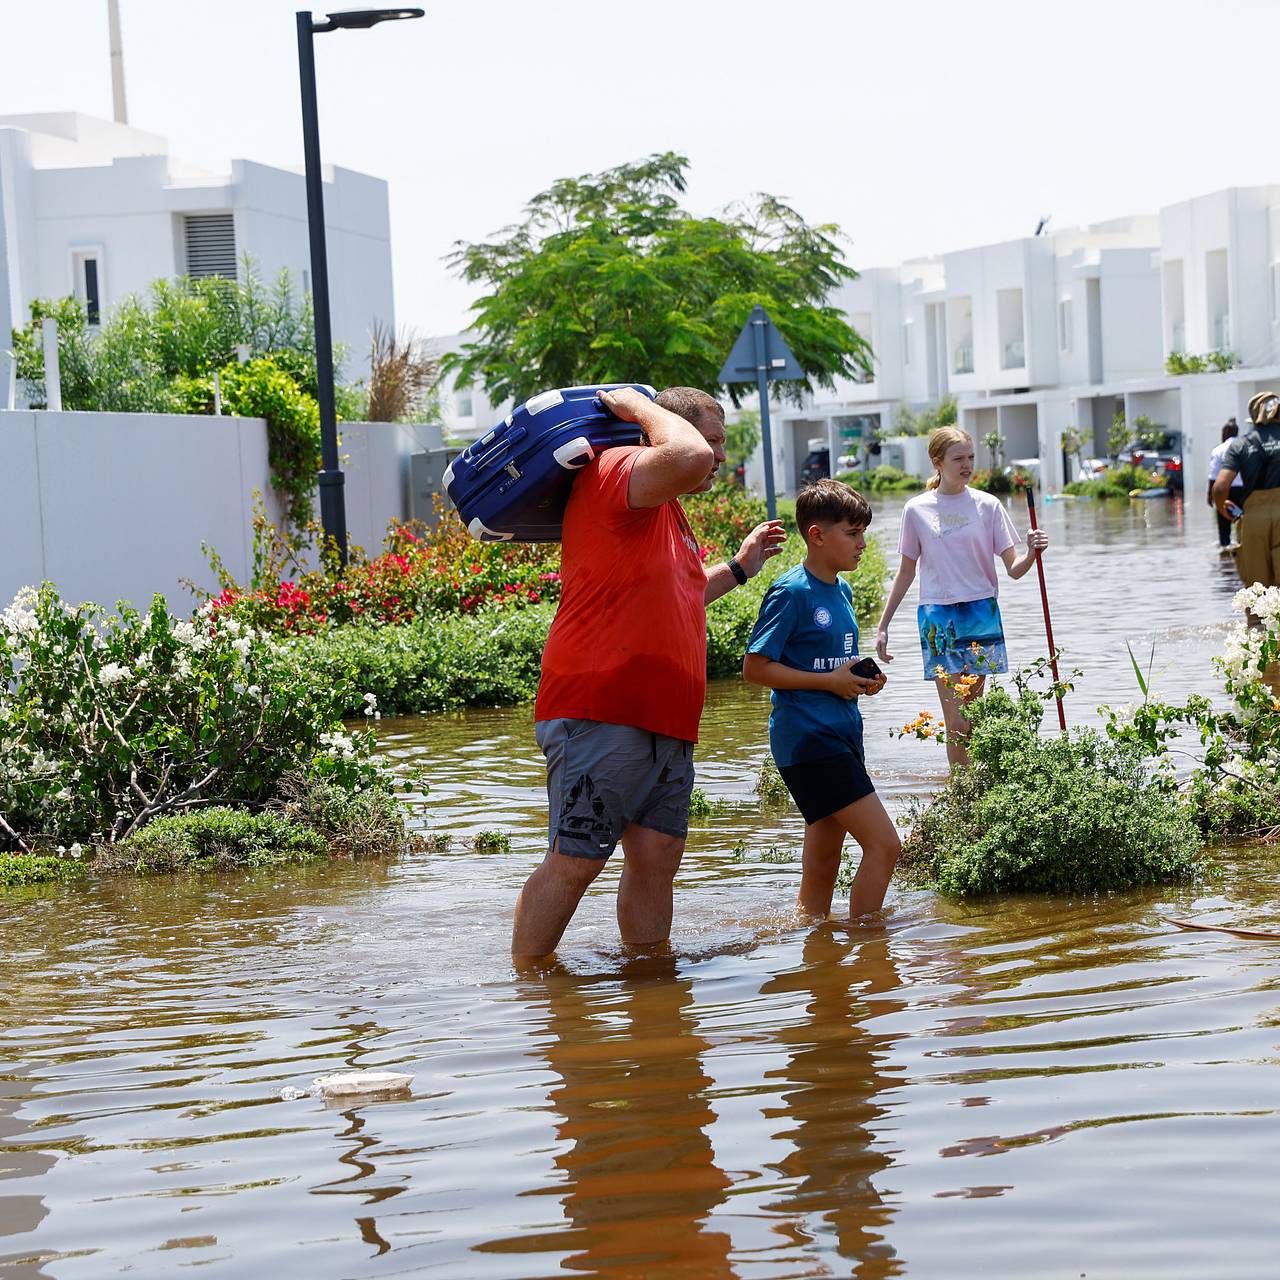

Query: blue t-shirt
left=746, top=563, right=865, bottom=768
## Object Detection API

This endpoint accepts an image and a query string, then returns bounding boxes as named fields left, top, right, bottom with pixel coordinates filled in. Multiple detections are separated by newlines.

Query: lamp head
left=318, top=8, right=424, bottom=30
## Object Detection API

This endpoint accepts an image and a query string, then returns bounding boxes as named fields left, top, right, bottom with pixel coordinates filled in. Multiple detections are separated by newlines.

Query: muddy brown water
left=4, top=495, right=1280, bottom=1278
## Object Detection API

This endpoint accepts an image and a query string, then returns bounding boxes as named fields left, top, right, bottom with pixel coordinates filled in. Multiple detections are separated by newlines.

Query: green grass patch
left=114, top=807, right=328, bottom=873
left=0, top=853, right=87, bottom=886
left=1063, top=463, right=1163, bottom=499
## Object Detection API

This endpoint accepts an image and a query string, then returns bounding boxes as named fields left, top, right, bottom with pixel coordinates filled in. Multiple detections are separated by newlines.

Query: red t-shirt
left=535, top=447, right=707, bottom=742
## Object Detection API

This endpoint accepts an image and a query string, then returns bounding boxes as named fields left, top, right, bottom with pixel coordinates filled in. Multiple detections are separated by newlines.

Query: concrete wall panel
left=0, top=411, right=46, bottom=604
left=0, top=409, right=426, bottom=611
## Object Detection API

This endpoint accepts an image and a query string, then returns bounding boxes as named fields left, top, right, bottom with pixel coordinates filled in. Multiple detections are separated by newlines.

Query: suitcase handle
left=468, top=516, right=514, bottom=542
left=553, top=436, right=596, bottom=470
left=471, top=426, right=527, bottom=470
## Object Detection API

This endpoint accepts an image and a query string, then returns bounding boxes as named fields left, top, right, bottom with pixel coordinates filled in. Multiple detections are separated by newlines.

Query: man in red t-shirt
left=513, top=386, right=785, bottom=958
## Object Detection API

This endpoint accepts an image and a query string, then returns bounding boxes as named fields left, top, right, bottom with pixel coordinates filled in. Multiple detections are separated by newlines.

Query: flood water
left=4, top=494, right=1280, bottom=1279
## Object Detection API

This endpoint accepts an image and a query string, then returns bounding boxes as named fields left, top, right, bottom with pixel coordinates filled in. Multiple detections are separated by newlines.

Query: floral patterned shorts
left=917, top=597, right=1008, bottom=680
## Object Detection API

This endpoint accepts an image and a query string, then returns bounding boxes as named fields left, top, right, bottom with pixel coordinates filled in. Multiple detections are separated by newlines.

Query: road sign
left=718, top=305, right=803, bottom=518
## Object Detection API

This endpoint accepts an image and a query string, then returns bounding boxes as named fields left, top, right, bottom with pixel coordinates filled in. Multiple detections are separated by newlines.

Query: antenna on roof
left=1034, top=215, right=1051, bottom=236
left=108, top=0, right=128, bottom=124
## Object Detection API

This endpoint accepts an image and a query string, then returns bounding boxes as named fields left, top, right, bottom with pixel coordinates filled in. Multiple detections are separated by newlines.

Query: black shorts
left=778, top=752, right=876, bottom=825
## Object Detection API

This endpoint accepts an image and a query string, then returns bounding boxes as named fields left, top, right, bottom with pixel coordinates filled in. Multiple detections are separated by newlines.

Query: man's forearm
left=704, top=562, right=738, bottom=604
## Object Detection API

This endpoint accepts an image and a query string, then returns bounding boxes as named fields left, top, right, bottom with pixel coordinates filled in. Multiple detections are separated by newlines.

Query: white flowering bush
left=0, top=585, right=387, bottom=850
left=1104, top=584, right=1280, bottom=837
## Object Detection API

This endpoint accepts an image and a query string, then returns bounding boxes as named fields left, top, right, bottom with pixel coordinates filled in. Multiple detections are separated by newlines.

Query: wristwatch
left=727, top=558, right=748, bottom=586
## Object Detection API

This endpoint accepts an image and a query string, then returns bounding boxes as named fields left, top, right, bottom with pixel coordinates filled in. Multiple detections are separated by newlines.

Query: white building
left=763, top=188, right=1280, bottom=501
left=429, top=332, right=508, bottom=441
left=0, top=112, right=395, bottom=397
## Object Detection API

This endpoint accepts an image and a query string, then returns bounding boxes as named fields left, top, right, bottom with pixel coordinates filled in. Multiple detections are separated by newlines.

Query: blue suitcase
left=443, top=383, right=655, bottom=541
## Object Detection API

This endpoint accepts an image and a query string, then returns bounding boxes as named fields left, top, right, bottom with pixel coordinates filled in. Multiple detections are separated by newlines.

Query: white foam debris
left=311, top=1070, right=414, bottom=1098
left=278, top=1086, right=309, bottom=1101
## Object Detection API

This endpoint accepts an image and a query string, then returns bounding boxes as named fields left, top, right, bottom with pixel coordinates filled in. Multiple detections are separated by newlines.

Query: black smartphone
left=848, top=656, right=883, bottom=680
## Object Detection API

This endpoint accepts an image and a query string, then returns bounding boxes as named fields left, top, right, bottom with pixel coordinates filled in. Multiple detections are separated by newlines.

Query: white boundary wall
left=0, top=410, right=442, bottom=610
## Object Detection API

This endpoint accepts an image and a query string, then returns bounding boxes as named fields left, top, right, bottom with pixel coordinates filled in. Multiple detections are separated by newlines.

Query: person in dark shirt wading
left=1212, top=389, right=1280, bottom=694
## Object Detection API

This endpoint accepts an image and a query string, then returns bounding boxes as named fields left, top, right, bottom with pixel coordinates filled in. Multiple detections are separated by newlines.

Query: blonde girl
left=875, top=426, right=1049, bottom=769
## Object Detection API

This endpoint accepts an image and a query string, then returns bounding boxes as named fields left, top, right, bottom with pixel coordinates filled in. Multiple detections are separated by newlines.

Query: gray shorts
left=534, top=718, right=696, bottom=860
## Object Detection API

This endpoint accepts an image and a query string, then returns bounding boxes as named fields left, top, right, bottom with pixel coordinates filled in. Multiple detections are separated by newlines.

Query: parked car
left=1075, top=456, right=1109, bottom=481
left=801, top=447, right=831, bottom=484
left=1119, top=435, right=1183, bottom=491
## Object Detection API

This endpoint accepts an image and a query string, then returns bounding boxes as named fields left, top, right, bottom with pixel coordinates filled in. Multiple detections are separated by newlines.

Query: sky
left=2, top=0, right=1279, bottom=338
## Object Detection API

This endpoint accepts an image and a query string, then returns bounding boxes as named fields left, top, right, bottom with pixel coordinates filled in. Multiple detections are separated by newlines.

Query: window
left=1163, top=258, right=1185, bottom=353
left=1205, top=249, right=1229, bottom=352
left=948, top=296, right=974, bottom=374
left=997, top=288, right=1025, bottom=370
left=71, top=249, right=102, bottom=325
left=184, top=213, right=237, bottom=279
left=1058, top=298, right=1072, bottom=353
left=455, top=393, right=474, bottom=418
left=1272, top=264, right=1280, bottom=322
left=902, top=321, right=913, bottom=366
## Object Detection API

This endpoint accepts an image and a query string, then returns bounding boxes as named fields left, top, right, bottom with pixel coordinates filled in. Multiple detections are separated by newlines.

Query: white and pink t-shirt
left=898, top=487, right=1020, bottom=605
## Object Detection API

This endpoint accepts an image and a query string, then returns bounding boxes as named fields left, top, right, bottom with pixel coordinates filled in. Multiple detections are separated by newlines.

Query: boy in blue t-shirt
left=744, top=479, right=901, bottom=921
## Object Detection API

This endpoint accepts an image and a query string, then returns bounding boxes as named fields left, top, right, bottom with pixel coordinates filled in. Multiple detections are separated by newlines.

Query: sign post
left=718, top=305, right=804, bottom=519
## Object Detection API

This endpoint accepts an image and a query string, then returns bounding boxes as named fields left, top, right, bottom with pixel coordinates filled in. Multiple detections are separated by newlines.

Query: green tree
left=725, top=408, right=761, bottom=468
left=444, top=153, right=871, bottom=406
left=1108, top=411, right=1132, bottom=461
left=982, top=428, right=1004, bottom=469
left=1060, top=425, right=1088, bottom=476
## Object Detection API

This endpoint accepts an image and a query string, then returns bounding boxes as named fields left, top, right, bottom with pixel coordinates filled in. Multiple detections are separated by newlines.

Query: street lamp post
left=295, top=7, right=423, bottom=565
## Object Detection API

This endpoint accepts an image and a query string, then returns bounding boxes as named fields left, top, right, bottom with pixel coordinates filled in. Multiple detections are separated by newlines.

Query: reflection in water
left=5, top=497, right=1280, bottom=1277
left=0, top=1078, right=58, bottom=1280
left=762, top=929, right=904, bottom=1277
left=483, top=952, right=733, bottom=1277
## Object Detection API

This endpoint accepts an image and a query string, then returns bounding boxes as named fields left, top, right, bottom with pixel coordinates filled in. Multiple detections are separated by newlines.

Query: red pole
left=1025, top=486, right=1067, bottom=732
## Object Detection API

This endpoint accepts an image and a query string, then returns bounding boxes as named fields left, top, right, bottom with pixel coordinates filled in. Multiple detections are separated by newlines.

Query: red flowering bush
left=209, top=506, right=561, bottom=634
left=682, top=484, right=769, bottom=561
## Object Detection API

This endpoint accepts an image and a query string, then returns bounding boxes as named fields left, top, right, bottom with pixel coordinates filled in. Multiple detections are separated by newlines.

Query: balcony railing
left=1001, top=339, right=1025, bottom=370
left=952, top=344, right=974, bottom=374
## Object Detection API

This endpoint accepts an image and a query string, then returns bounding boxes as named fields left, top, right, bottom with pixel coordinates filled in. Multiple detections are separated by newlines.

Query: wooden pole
left=1026, top=486, right=1066, bottom=732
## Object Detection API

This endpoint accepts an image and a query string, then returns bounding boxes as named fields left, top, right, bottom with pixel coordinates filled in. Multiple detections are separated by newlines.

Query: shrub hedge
left=292, top=534, right=888, bottom=716
left=898, top=685, right=1206, bottom=896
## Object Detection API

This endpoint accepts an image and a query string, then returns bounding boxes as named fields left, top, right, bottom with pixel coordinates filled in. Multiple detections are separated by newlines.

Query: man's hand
left=733, top=521, right=786, bottom=577
left=827, top=662, right=881, bottom=700
left=1027, top=529, right=1049, bottom=553
left=598, top=387, right=656, bottom=427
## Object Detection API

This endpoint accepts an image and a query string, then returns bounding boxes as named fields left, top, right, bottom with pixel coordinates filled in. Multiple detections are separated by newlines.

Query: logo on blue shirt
left=813, top=606, right=832, bottom=629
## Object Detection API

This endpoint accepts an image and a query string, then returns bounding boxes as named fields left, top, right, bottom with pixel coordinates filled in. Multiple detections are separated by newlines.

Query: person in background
left=1207, top=418, right=1243, bottom=549
left=1212, top=391, right=1280, bottom=699
left=1213, top=392, right=1280, bottom=591
left=875, top=427, right=1050, bottom=771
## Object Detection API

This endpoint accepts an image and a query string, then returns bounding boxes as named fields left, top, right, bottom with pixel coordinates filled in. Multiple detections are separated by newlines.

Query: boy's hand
left=860, top=672, right=888, bottom=697
left=1027, top=529, right=1049, bottom=553
left=827, top=662, right=881, bottom=700
left=733, top=521, right=786, bottom=577
left=875, top=628, right=893, bottom=664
